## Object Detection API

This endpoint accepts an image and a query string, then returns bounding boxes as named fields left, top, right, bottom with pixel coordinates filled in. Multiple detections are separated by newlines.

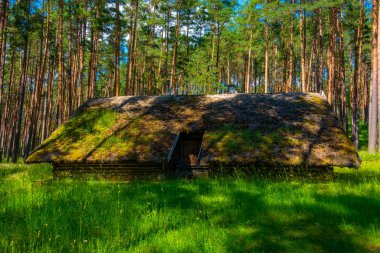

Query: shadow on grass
left=334, top=171, right=380, bottom=185
left=1, top=165, right=379, bottom=252
left=224, top=189, right=375, bottom=252
left=0, top=167, right=25, bottom=177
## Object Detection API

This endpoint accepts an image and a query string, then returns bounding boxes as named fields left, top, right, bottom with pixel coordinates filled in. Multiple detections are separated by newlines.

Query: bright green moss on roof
left=203, top=124, right=301, bottom=164
left=26, top=93, right=361, bottom=168
left=29, top=109, right=120, bottom=162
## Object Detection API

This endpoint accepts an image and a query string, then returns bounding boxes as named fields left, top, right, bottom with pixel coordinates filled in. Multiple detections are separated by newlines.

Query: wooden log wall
left=210, top=163, right=334, bottom=177
left=53, top=163, right=164, bottom=180
left=51, top=162, right=334, bottom=180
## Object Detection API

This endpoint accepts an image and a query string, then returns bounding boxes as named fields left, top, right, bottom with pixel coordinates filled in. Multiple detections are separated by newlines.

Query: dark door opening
left=170, top=131, right=204, bottom=176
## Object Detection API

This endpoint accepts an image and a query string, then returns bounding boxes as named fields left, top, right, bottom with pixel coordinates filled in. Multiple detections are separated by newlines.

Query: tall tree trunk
left=1, top=49, right=14, bottom=158
left=77, top=1, right=87, bottom=107
left=12, top=0, right=31, bottom=162
left=245, top=29, right=253, bottom=93
left=287, top=0, right=295, bottom=93
left=227, top=57, right=231, bottom=93
left=25, top=0, right=50, bottom=156
left=0, top=0, right=9, bottom=159
left=8, top=51, right=23, bottom=161
left=281, top=21, right=287, bottom=93
left=131, top=0, right=139, bottom=95
left=210, top=23, right=215, bottom=76
left=70, top=22, right=78, bottom=111
left=243, top=52, right=247, bottom=93
left=66, top=1, right=73, bottom=117
left=42, top=59, right=55, bottom=142
left=87, top=8, right=94, bottom=99
left=148, top=0, right=156, bottom=95
left=163, top=0, right=170, bottom=94
left=216, top=18, right=221, bottom=72
left=352, top=0, right=364, bottom=151
left=217, top=21, right=222, bottom=86
left=22, top=53, right=34, bottom=153
left=170, top=1, right=181, bottom=95
left=57, top=0, right=64, bottom=125
left=114, top=0, right=121, bottom=96
left=157, top=30, right=164, bottom=94
left=87, top=2, right=100, bottom=99
left=362, top=63, right=368, bottom=123
left=273, top=44, right=278, bottom=92
left=327, top=8, right=336, bottom=104
left=264, top=21, right=269, bottom=93
left=308, top=15, right=317, bottom=92
left=377, top=1, right=380, bottom=152
left=125, top=2, right=134, bottom=95
left=339, top=9, right=347, bottom=132
left=316, top=8, right=323, bottom=93
left=300, top=2, right=307, bottom=92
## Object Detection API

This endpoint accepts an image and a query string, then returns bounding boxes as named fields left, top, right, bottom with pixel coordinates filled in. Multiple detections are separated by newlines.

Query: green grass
left=1, top=152, right=380, bottom=252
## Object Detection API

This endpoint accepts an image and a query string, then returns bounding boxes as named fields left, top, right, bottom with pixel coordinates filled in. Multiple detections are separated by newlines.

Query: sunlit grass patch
left=1, top=154, right=380, bottom=252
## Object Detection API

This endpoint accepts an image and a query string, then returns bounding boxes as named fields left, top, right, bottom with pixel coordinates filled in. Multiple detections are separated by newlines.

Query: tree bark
left=163, top=0, right=170, bottom=94
left=25, top=0, right=50, bottom=156
left=114, top=0, right=121, bottom=96
left=12, top=0, right=31, bottom=162
left=66, top=1, right=73, bottom=117
left=227, top=57, right=231, bottom=93
left=170, top=0, right=181, bottom=95
left=77, top=1, right=87, bottom=107
left=148, top=0, right=156, bottom=95
left=378, top=1, right=380, bottom=153
left=57, top=0, right=64, bottom=125
left=352, top=0, right=364, bottom=151
left=87, top=1, right=100, bottom=99
left=245, top=29, right=253, bottom=93
left=339, top=9, right=347, bottom=132
left=316, top=8, right=323, bottom=93
left=273, top=44, right=278, bottom=92
left=327, top=8, right=336, bottom=104
left=264, top=21, right=269, bottom=93
left=368, top=0, right=379, bottom=153
left=0, top=0, right=9, bottom=159
left=300, top=2, right=307, bottom=92
left=157, top=30, right=164, bottom=94
left=125, top=1, right=134, bottom=95
left=0, top=49, right=14, bottom=158
left=131, top=0, right=139, bottom=95
left=362, top=63, right=368, bottom=123
left=287, top=0, right=295, bottom=93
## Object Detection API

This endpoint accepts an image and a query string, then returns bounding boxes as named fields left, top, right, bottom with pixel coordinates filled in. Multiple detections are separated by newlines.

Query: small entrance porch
left=168, top=131, right=208, bottom=177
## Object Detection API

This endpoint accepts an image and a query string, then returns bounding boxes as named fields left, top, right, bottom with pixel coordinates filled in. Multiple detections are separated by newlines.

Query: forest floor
left=0, top=151, right=380, bottom=252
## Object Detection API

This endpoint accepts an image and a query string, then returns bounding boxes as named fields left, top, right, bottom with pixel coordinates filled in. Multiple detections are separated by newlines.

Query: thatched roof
left=26, top=93, right=360, bottom=168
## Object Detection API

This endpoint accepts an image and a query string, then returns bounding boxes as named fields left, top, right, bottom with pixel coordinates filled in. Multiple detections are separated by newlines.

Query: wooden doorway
left=170, top=131, right=204, bottom=176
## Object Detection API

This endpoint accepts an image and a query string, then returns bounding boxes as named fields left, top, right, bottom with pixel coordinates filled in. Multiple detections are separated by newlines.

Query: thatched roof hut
left=26, top=93, right=360, bottom=178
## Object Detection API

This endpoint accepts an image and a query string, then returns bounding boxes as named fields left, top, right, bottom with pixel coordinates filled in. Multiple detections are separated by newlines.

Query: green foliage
left=1, top=153, right=380, bottom=252
left=185, top=48, right=218, bottom=94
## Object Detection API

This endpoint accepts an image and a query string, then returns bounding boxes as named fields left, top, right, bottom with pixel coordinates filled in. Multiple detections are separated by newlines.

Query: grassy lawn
left=1, top=152, right=380, bottom=252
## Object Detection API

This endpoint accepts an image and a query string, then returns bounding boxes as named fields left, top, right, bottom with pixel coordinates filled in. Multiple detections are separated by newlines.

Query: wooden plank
left=53, top=163, right=164, bottom=180
left=167, top=133, right=180, bottom=161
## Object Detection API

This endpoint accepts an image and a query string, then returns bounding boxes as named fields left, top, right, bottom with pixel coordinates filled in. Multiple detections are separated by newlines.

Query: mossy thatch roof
left=26, top=93, right=361, bottom=168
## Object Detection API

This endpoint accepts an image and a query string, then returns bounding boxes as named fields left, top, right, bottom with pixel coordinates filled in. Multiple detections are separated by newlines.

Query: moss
left=27, top=93, right=360, bottom=168
left=310, top=94, right=328, bottom=107
left=27, top=109, right=120, bottom=163
left=204, top=124, right=292, bottom=164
